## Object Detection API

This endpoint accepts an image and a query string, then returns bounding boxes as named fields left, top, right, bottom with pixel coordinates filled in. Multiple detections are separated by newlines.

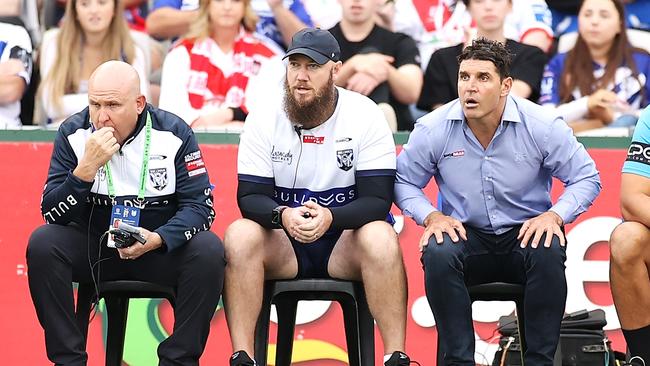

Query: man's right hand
left=281, top=206, right=315, bottom=243
left=73, top=127, right=119, bottom=182
left=346, top=72, right=381, bottom=96
left=419, top=211, right=467, bottom=252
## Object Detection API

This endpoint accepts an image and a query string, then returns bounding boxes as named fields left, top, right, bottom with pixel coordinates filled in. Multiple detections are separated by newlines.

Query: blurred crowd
left=1, top=0, right=649, bottom=135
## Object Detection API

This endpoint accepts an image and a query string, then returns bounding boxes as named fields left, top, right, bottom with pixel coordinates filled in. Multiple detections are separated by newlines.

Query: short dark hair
left=458, top=37, right=512, bottom=79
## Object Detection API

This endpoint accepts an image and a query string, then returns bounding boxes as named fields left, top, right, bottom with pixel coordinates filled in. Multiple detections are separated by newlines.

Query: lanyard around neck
left=104, top=112, right=152, bottom=204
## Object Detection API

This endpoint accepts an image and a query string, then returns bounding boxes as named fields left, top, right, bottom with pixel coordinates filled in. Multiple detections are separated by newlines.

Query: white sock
left=384, top=354, right=392, bottom=363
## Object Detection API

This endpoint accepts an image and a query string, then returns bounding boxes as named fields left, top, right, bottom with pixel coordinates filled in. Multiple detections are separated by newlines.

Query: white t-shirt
left=0, top=22, right=32, bottom=128
left=238, top=87, right=396, bottom=208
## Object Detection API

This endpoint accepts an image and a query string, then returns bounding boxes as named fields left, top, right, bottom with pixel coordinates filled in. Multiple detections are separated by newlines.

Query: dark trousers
left=421, top=225, right=567, bottom=366
left=26, top=223, right=226, bottom=366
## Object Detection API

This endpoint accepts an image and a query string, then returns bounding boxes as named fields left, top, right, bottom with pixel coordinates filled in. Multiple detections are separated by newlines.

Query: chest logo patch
left=443, top=149, right=465, bottom=158
left=97, top=166, right=106, bottom=181
left=271, top=145, right=293, bottom=165
left=336, top=149, right=354, bottom=171
left=149, top=168, right=168, bottom=191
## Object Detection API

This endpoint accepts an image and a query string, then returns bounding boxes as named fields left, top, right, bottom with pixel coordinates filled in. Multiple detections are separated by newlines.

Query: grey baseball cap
left=283, top=28, right=341, bottom=65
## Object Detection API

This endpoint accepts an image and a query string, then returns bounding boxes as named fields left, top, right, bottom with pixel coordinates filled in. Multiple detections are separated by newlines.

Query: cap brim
left=282, top=48, right=330, bottom=65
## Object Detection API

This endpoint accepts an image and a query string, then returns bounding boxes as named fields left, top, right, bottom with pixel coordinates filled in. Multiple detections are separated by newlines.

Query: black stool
left=436, top=282, right=526, bottom=365
left=254, top=279, right=375, bottom=366
left=76, top=280, right=176, bottom=366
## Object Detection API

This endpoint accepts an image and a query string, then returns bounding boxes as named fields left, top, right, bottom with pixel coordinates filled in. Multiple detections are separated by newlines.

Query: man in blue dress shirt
left=394, top=38, right=601, bottom=366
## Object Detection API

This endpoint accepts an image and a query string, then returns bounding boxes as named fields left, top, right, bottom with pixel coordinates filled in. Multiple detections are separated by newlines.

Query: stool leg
left=275, top=297, right=299, bottom=366
left=357, top=293, right=375, bottom=366
left=255, top=283, right=274, bottom=366
left=341, top=296, right=362, bottom=366
left=105, top=296, right=129, bottom=366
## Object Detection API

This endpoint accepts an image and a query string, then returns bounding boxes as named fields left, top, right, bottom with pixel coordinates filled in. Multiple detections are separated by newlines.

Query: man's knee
left=421, top=233, right=463, bottom=271
left=524, top=233, right=566, bottom=265
left=355, top=221, right=401, bottom=260
left=610, top=221, right=650, bottom=267
left=223, top=218, right=265, bottom=261
left=26, top=224, right=59, bottom=264
left=188, top=231, right=225, bottom=261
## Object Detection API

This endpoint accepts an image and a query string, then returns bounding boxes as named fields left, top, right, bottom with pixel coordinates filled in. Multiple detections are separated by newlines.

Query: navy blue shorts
left=290, top=231, right=342, bottom=279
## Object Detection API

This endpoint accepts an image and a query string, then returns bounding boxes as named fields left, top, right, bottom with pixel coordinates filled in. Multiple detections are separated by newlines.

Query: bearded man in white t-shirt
left=223, top=28, right=413, bottom=366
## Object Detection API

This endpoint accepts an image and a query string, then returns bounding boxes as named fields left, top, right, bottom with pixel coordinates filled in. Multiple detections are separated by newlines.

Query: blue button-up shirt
left=395, top=95, right=601, bottom=234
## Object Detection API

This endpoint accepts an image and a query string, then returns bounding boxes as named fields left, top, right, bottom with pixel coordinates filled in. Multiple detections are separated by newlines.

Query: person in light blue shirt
left=609, top=106, right=650, bottom=366
left=394, top=38, right=601, bottom=366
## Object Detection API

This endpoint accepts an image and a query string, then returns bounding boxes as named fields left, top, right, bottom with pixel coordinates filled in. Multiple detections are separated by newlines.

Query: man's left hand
left=293, top=200, right=332, bottom=244
left=517, top=211, right=565, bottom=248
left=346, top=72, right=381, bottom=96
left=117, top=228, right=163, bottom=260
left=354, top=53, right=393, bottom=82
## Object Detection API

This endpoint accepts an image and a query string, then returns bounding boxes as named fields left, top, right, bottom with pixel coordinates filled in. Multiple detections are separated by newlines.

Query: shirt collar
left=502, top=95, right=522, bottom=124
left=123, top=104, right=149, bottom=147
left=447, top=95, right=522, bottom=124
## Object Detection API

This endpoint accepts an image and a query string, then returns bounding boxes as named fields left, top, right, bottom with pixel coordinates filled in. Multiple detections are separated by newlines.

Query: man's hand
left=346, top=72, right=381, bottom=96
left=281, top=205, right=316, bottom=243
left=73, top=127, right=119, bottom=182
left=517, top=211, right=565, bottom=248
left=283, top=201, right=332, bottom=243
left=419, top=211, right=467, bottom=252
left=353, top=53, right=394, bottom=82
left=117, top=227, right=163, bottom=260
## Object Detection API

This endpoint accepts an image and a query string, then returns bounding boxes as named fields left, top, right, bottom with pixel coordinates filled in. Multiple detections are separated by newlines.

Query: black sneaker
left=624, top=356, right=647, bottom=366
left=384, top=351, right=420, bottom=366
left=230, top=350, right=256, bottom=366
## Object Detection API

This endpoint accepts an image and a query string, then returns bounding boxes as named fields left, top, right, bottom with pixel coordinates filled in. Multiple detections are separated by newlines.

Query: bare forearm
left=335, top=60, right=358, bottom=87
left=146, top=8, right=198, bottom=39
left=0, top=75, right=25, bottom=104
left=568, top=118, right=605, bottom=133
left=270, top=6, right=307, bottom=47
left=387, top=65, right=422, bottom=104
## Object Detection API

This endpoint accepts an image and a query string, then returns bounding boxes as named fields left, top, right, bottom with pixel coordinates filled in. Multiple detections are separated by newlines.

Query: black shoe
left=230, top=350, right=256, bottom=366
left=384, top=351, right=420, bottom=366
left=624, top=356, right=647, bottom=366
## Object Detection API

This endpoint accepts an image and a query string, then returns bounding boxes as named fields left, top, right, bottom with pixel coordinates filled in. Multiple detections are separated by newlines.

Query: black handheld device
left=109, top=222, right=147, bottom=248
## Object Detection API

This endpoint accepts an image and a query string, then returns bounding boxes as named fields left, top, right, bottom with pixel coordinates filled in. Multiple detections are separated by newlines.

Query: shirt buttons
left=486, top=195, right=492, bottom=200
left=491, top=214, right=496, bottom=219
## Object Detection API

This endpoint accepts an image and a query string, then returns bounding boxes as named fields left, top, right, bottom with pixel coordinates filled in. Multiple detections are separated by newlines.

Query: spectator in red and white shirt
left=159, top=0, right=284, bottom=129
